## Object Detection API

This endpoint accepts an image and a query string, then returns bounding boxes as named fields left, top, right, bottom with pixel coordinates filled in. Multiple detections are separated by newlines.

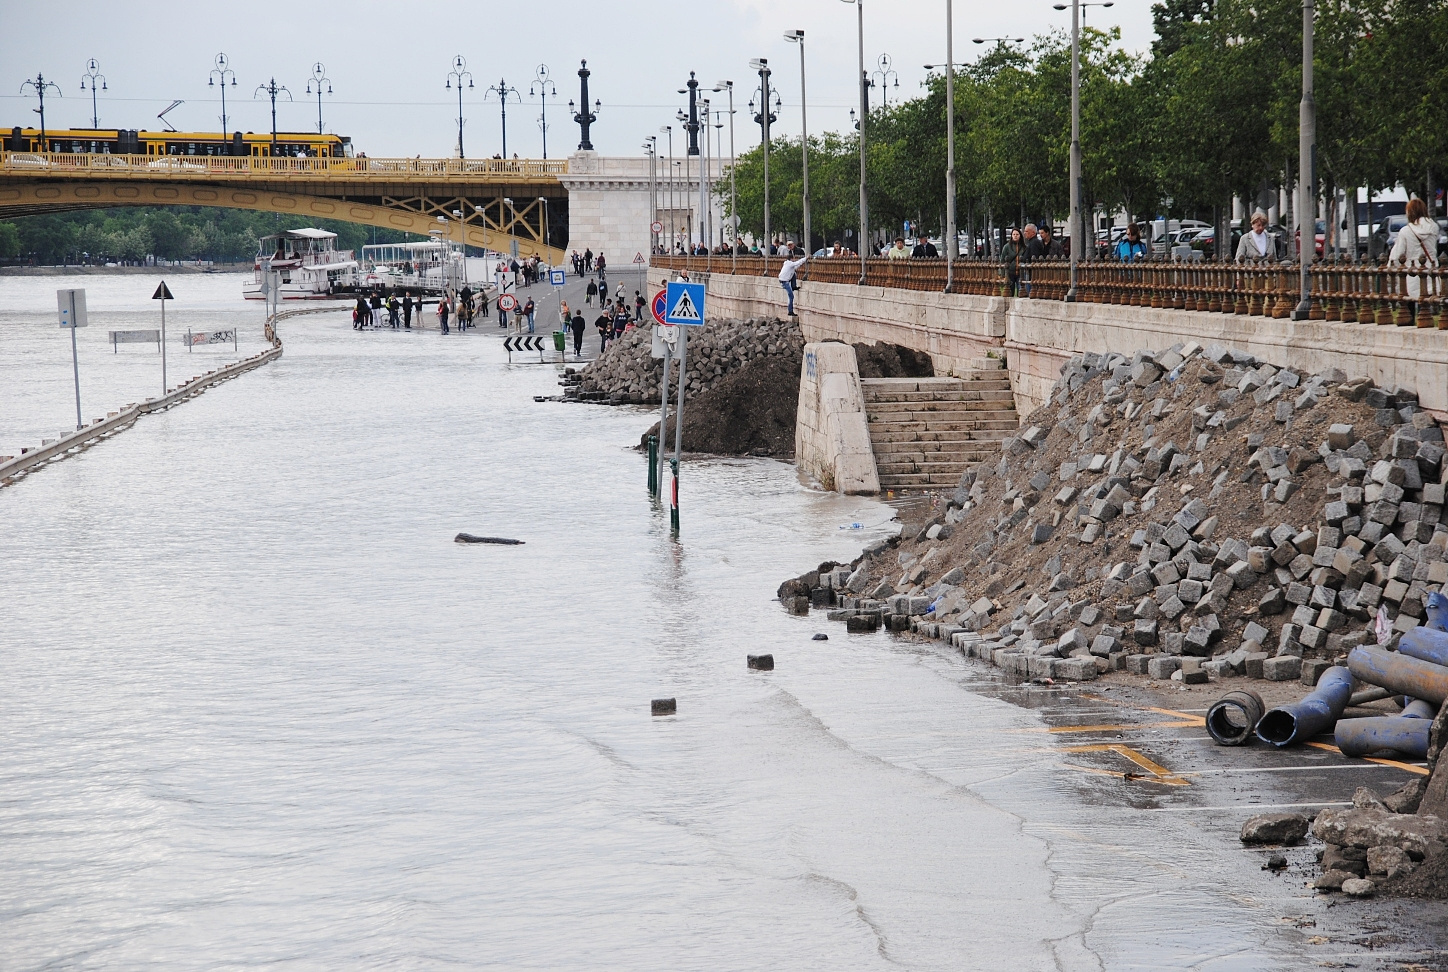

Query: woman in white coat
left=1387, top=197, right=1439, bottom=324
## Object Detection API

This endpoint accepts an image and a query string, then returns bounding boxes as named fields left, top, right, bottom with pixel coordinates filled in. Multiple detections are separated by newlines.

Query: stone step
left=866, top=392, right=1016, bottom=409
left=860, top=373, right=1002, bottom=389
left=869, top=418, right=1019, bottom=435
left=870, top=424, right=1018, bottom=442
left=969, top=357, right=1005, bottom=371
left=863, top=385, right=1012, bottom=402
left=871, top=442, right=1007, bottom=459
left=877, top=459, right=979, bottom=476
left=878, top=473, right=976, bottom=489
left=875, top=452, right=999, bottom=468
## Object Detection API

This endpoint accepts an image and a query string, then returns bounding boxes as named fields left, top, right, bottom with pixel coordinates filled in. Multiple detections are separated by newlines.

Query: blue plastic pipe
left=1255, top=665, right=1354, bottom=747
left=1335, top=700, right=1436, bottom=758
left=1400, top=625, right=1448, bottom=667
left=1347, top=645, right=1448, bottom=706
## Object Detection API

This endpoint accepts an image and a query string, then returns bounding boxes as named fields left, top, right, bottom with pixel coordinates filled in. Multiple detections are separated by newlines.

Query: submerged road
left=1, top=273, right=1447, bottom=970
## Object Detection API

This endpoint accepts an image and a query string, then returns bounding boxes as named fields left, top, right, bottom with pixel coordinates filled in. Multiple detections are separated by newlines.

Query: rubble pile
left=571, top=317, right=803, bottom=405
left=786, top=340, right=1448, bottom=686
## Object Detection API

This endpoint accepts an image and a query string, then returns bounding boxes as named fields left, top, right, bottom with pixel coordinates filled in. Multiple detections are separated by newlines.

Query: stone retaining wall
left=796, top=342, right=879, bottom=495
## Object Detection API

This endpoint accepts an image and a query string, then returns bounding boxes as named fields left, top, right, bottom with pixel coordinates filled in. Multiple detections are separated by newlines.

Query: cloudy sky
left=3, top=0, right=1155, bottom=159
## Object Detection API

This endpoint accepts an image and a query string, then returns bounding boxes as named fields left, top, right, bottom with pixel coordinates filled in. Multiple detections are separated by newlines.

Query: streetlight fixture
left=569, top=60, right=601, bottom=152
left=20, top=73, right=61, bottom=150
left=660, top=125, right=675, bottom=252
left=530, top=64, right=557, bottom=159
left=445, top=56, right=473, bottom=159
left=538, top=195, right=552, bottom=256
left=926, top=6, right=962, bottom=289
left=486, top=77, right=523, bottom=158
left=1051, top=3, right=1095, bottom=299
left=644, top=136, right=658, bottom=253
left=841, top=0, right=868, bottom=282
left=871, top=53, right=898, bottom=111
left=748, top=59, right=778, bottom=255
left=972, top=36, right=1026, bottom=45
left=1291, top=0, right=1316, bottom=319
left=253, top=77, right=293, bottom=158
left=713, top=81, right=738, bottom=270
left=680, top=72, right=703, bottom=253
left=784, top=30, right=811, bottom=255
left=79, top=59, right=107, bottom=130
left=208, top=54, right=237, bottom=144
left=305, top=62, right=332, bottom=136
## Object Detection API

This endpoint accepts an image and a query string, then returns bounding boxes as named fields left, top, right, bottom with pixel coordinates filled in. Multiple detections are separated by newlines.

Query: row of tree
left=722, top=0, right=1446, bottom=249
left=0, top=208, right=408, bottom=265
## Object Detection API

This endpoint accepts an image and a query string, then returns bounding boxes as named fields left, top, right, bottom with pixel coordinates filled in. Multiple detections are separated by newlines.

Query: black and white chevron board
left=502, top=335, right=548, bottom=361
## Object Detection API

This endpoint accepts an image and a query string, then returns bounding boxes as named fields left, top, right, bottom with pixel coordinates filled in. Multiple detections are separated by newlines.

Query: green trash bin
left=553, top=330, right=567, bottom=353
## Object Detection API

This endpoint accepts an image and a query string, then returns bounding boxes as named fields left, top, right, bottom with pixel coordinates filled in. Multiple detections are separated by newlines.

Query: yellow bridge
left=0, top=152, right=570, bottom=262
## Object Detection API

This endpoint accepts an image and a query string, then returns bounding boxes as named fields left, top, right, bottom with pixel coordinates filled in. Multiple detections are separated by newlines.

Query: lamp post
left=871, top=53, right=898, bottom=111
left=569, top=60, right=601, bottom=151
left=1053, top=3, right=1110, bottom=299
left=306, top=62, right=331, bottom=136
left=486, top=77, right=522, bottom=158
left=208, top=54, right=237, bottom=144
left=538, top=195, right=551, bottom=258
left=925, top=54, right=967, bottom=285
left=681, top=73, right=702, bottom=253
left=713, top=81, right=737, bottom=270
left=253, top=78, right=293, bottom=157
left=661, top=125, right=675, bottom=252
left=445, top=55, right=473, bottom=159
left=530, top=64, right=557, bottom=159
left=701, top=97, right=713, bottom=257
left=79, top=59, right=107, bottom=130
left=1291, top=0, right=1316, bottom=319
left=841, top=0, right=867, bottom=282
left=20, top=74, right=61, bottom=149
left=644, top=136, right=658, bottom=253
left=748, top=59, right=777, bottom=255
left=784, top=30, right=811, bottom=255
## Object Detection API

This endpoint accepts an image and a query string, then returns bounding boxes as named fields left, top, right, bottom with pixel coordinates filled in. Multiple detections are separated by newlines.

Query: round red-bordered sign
left=497, top=293, right=519, bottom=312
left=651, top=290, right=668, bottom=326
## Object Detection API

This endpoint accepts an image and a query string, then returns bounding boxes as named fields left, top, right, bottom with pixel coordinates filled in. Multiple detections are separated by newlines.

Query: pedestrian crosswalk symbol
left=665, top=281, right=705, bottom=326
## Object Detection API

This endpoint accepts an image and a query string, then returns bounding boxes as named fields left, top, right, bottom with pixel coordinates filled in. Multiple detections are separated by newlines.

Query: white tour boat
left=243, top=228, right=358, bottom=300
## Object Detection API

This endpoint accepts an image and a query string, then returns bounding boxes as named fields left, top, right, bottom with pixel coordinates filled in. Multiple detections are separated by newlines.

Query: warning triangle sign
left=633, top=251, right=646, bottom=264
left=668, top=290, right=701, bottom=322
left=152, top=281, right=174, bottom=300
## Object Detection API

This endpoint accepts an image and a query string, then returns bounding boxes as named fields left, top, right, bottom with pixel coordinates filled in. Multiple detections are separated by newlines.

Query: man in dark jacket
left=911, top=238, right=939, bottom=258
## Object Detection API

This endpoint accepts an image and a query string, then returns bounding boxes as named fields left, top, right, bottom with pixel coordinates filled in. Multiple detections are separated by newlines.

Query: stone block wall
left=796, top=342, right=880, bottom=495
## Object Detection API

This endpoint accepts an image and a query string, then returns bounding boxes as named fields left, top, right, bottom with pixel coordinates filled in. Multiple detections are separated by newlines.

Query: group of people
left=569, top=249, right=604, bottom=276
left=353, top=291, right=429, bottom=330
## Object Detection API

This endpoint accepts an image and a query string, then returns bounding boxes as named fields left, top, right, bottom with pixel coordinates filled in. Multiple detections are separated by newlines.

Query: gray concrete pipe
left=1206, top=689, right=1266, bottom=746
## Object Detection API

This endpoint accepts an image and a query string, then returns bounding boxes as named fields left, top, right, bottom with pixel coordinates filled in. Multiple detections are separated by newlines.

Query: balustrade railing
left=0, top=151, right=567, bottom=179
left=651, top=255, right=1448, bottom=329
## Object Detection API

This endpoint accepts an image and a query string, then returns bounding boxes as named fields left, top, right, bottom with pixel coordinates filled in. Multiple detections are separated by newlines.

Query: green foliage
left=0, top=221, right=19, bottom=258
left=6, top=207, right=409, bottom=265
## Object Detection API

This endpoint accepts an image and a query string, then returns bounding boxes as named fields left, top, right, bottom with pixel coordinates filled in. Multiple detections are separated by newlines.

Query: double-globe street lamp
left=208, top=54, right=237, bottom=142
left=80, top=59, right=106, bottom=130
left=446, top=56, right=473, bottom=158
left=254, top=77, right=293, bottom=157
left=306, top=63, right=332, bottom=136
left=748, top=59, right=779, bottom=256
left=531, top=64, right=557, bottom=159
left=486, top=77, right=523, bottom=158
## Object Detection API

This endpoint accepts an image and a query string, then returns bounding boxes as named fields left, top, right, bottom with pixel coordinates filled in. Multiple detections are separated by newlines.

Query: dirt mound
left=640, top=355, right=799, bottom=458
left=853, top=342, right=934, bottom=379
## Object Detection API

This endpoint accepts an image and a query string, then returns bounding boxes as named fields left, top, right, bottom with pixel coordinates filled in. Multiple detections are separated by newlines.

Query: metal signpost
left=109, top=329, right=160, bottom=353
left=549, top=269, right=566, bottom=286
left=650, top=288, right=672, bottom=497
left=56, top=288, right=88, bottom=430
left=153, top=281, right=174, bottom=395
left=663, top=281, right=705, bottom=533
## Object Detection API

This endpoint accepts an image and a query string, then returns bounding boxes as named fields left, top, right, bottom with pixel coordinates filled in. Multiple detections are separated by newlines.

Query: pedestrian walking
left=570, top=310, right=586, bottom=357
left=437, top=296, right=450, bottom=334
left=595, top=309, right=611, bottom=352
left=402, top=293, right=413, bottom=329
left=1117, top=222, right=1149, bottom=262
left=559, top=299, right=571, bottom=333
left=583, top=247, right=594, bottom=273
left=613, top=302, right=631, bottom=340
left=596, top=252, right=606, bottom=275
left=354, top=295, right=368, bottom=329
left=778, top=252, right=810, bottom=316
left=1001, top=228, right=1025, bottom=298
left=1388, top=197, right=1440, bottom=323
left=886, top=237, right=910, bottom=260
left=523, top=297, right=536, bottom=333
left=586, top=278, right=598, bottom=306
left=1233, top=210, right=1280, bottom=263
left=634, top=290, right=646, bottom=322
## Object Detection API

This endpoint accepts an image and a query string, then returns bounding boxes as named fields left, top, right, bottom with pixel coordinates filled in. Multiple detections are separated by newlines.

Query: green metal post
left=670, top=458, right=680, bottom=533
left=647, top=435, right=659, bottom=493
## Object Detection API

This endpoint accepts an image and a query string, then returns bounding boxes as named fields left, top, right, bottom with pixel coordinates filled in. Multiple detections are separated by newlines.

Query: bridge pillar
left=558, top=151, right=652, bottom=268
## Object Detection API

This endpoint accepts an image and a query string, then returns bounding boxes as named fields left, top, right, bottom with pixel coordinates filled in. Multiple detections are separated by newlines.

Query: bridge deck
left=0, top=152, right=566, bottom=184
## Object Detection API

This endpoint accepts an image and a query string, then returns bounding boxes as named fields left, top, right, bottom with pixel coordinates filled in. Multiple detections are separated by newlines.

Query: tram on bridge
left=5, top=126, right=353, bottom=158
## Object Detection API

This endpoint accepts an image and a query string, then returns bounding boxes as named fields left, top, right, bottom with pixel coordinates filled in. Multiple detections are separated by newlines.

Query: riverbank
left=0, top=263, right=248, bottom=276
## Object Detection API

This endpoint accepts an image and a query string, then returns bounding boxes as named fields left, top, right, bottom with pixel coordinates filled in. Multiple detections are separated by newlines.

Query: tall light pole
left=749, top=59, right=777, bottom=254
left=208, top=54, right=237, bottom=144
left=1292, top=0, right=1316, bottom=319
left=871, top=53, right=899, bottom=111
left=306, top=62, right=331, bottom=136
left=682, top=73, right=702, bottom=252
left=446, top=55, right=473, bottom=158
left=784, top=30, right=811, bottom=255
left=486, top=77, right=522, bottom=158
left=661, top=125, right=675, bottom=252
left=79, top=59, right=106, bottom=130
left=841, top=0, right=868, bottom=281
left=530, top=64, right=557, bottom=159
left=253, top=78, right=293, bottom=157
left=569, top=60, right=601, bottom=151
left=701, top=96, right=713, bottom=254
left=714, top=109, right=725, bottom=248
left=1054, top=3, right=1109, bottom=298
left=713, top=81, right=738, bottom=270
left=20, top=73, right=61, bottom=149
left=644, top=136, right=658, bottom=253
left=925, top=48, right=965, bottom=285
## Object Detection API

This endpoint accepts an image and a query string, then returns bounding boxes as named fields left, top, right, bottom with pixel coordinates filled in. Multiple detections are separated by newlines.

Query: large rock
left=1240, top=812, right=1310, bottom=845
left=1311, top=807, right=1448, bottom=858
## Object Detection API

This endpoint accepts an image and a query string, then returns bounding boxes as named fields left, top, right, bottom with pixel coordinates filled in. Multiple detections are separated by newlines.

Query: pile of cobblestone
left=572, top=317, right=803, bottom=405
left=786, top=340, right=1448, bottom=687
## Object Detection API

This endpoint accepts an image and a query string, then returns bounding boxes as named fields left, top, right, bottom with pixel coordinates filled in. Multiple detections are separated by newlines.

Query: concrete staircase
left=862, top=361, right=1019, bottom=490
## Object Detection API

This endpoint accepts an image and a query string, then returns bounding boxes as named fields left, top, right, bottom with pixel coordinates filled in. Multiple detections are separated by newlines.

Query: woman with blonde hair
left=1388, top=197, right=1439, bottom=325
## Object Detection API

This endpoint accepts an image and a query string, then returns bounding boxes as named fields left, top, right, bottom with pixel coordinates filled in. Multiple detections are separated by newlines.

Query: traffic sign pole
left=152, top=281, right=175, bottom=396
left=656, top=340, right=671, bottom=496
left=69, top=321, right=82, bottom=430
left=671, top=326, right=687, bottom=535
left=57, top=288, right=89, bottom=431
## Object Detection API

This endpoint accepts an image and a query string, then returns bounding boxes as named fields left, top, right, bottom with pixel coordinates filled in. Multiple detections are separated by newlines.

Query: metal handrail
left=0, top=151, right=568, bottom=180
left=651, top=255, right=1448, bottom=328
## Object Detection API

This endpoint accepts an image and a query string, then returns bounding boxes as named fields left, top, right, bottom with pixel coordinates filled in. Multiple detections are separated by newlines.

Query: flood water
left=3, top=273, right=1447, bottom=970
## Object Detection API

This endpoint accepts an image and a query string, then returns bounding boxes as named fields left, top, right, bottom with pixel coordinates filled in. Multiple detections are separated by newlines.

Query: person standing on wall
left=1000, top=228, right=1025, bottom=298
left=778, top=252, right=810, bottom=317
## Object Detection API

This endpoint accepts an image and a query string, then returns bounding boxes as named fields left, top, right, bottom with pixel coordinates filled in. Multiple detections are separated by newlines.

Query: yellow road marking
left=1060, top=742, right=1192, bottom=786
left=1304, top=741, right=1429, bottom=776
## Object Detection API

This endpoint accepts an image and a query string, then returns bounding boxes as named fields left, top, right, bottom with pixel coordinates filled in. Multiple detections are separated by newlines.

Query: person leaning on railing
left=1000, top=227, right=1025, bottom=297
left=1387, top=197, right=1439, bottom=324
left=1234, top=209, right=1283, bottom=263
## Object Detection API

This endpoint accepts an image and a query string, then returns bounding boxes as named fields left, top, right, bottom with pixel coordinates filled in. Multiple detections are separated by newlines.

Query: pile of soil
left=853, top=342, right=934, bottom=379
left=639, top=355, right=799, bottom=458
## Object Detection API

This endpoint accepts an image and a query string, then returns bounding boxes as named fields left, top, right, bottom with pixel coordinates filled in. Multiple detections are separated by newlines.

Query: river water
left=3, top=273, right=1447, bottom=970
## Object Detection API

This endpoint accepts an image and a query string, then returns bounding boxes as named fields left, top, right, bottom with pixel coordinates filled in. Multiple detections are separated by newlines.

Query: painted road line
left=1059, top=743, right=1191, bottom=786
left=1176, top=763, right=1421, bottom=776
left=1305, top=740, right=1430, bottom=775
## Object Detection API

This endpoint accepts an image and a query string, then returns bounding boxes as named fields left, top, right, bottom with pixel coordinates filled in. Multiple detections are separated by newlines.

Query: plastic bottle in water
left=840, top=522, right=864, bottom=530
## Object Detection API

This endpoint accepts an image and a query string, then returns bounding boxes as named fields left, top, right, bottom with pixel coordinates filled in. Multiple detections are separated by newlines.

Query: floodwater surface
left=3, top=273, right=1447, bottom=970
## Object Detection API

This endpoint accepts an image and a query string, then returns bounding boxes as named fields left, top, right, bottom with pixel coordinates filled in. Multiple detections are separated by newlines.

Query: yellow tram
left=3, top=126, right=354, bottom=158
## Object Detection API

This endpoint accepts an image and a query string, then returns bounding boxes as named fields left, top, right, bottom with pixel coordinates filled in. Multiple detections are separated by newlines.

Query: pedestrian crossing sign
left=665, top=281, right=705, bottom=326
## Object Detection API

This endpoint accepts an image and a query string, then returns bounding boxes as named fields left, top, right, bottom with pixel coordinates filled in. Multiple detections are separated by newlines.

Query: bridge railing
left=0, top=151, right=567, bottom=180
left=651, top=254, right=1448, bottom=328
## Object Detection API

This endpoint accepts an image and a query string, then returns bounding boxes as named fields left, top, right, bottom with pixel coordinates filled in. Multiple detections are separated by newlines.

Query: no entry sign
left=650, top=290, right=668, bottom=326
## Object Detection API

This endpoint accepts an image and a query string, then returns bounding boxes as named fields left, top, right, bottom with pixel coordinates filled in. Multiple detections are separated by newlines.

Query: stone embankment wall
left=648, top=268, right=1448, bottom=421
left=796, top=343, right=879, bottom=494
left=577, top=316, right=803, bottom=404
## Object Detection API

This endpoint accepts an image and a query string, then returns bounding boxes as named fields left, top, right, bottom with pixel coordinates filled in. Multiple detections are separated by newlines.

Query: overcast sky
left=3, top=0, right=1155, bottom=159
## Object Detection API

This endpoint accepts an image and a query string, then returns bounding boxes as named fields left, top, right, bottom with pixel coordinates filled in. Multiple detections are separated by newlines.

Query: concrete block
left=1134, top=619, right=1159, bottom=645
left=1125, top=654, right=1153, bottom=675
left=1262, top=655, right=1302, bottom=681
left=1055, top=657, right=1098, bottom=681
left=1244, top=652, right=1271, bottom=679
left=1148, top=656, right=1182, bottom=680
left=1300, top=660, right=1333, bottom=686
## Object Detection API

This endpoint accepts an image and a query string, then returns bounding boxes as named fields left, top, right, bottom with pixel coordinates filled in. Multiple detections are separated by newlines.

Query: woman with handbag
left=1388, top=198, right=1439, bottom=325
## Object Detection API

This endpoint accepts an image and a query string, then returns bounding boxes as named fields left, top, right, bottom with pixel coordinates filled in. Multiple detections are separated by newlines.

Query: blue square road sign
left=664, top=281, right=705, bottom=326
left=549, top=269, right=566, bottom=286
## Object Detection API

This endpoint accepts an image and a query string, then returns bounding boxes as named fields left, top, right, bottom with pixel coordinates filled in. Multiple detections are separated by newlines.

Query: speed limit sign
left=651, top=221, right=663, bottom=234
left=497, top=293, right=518, bottom=312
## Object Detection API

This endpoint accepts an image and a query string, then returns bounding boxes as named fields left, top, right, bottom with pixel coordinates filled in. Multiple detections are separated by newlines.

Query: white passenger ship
left=243, top=228, right=358, bottom=300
